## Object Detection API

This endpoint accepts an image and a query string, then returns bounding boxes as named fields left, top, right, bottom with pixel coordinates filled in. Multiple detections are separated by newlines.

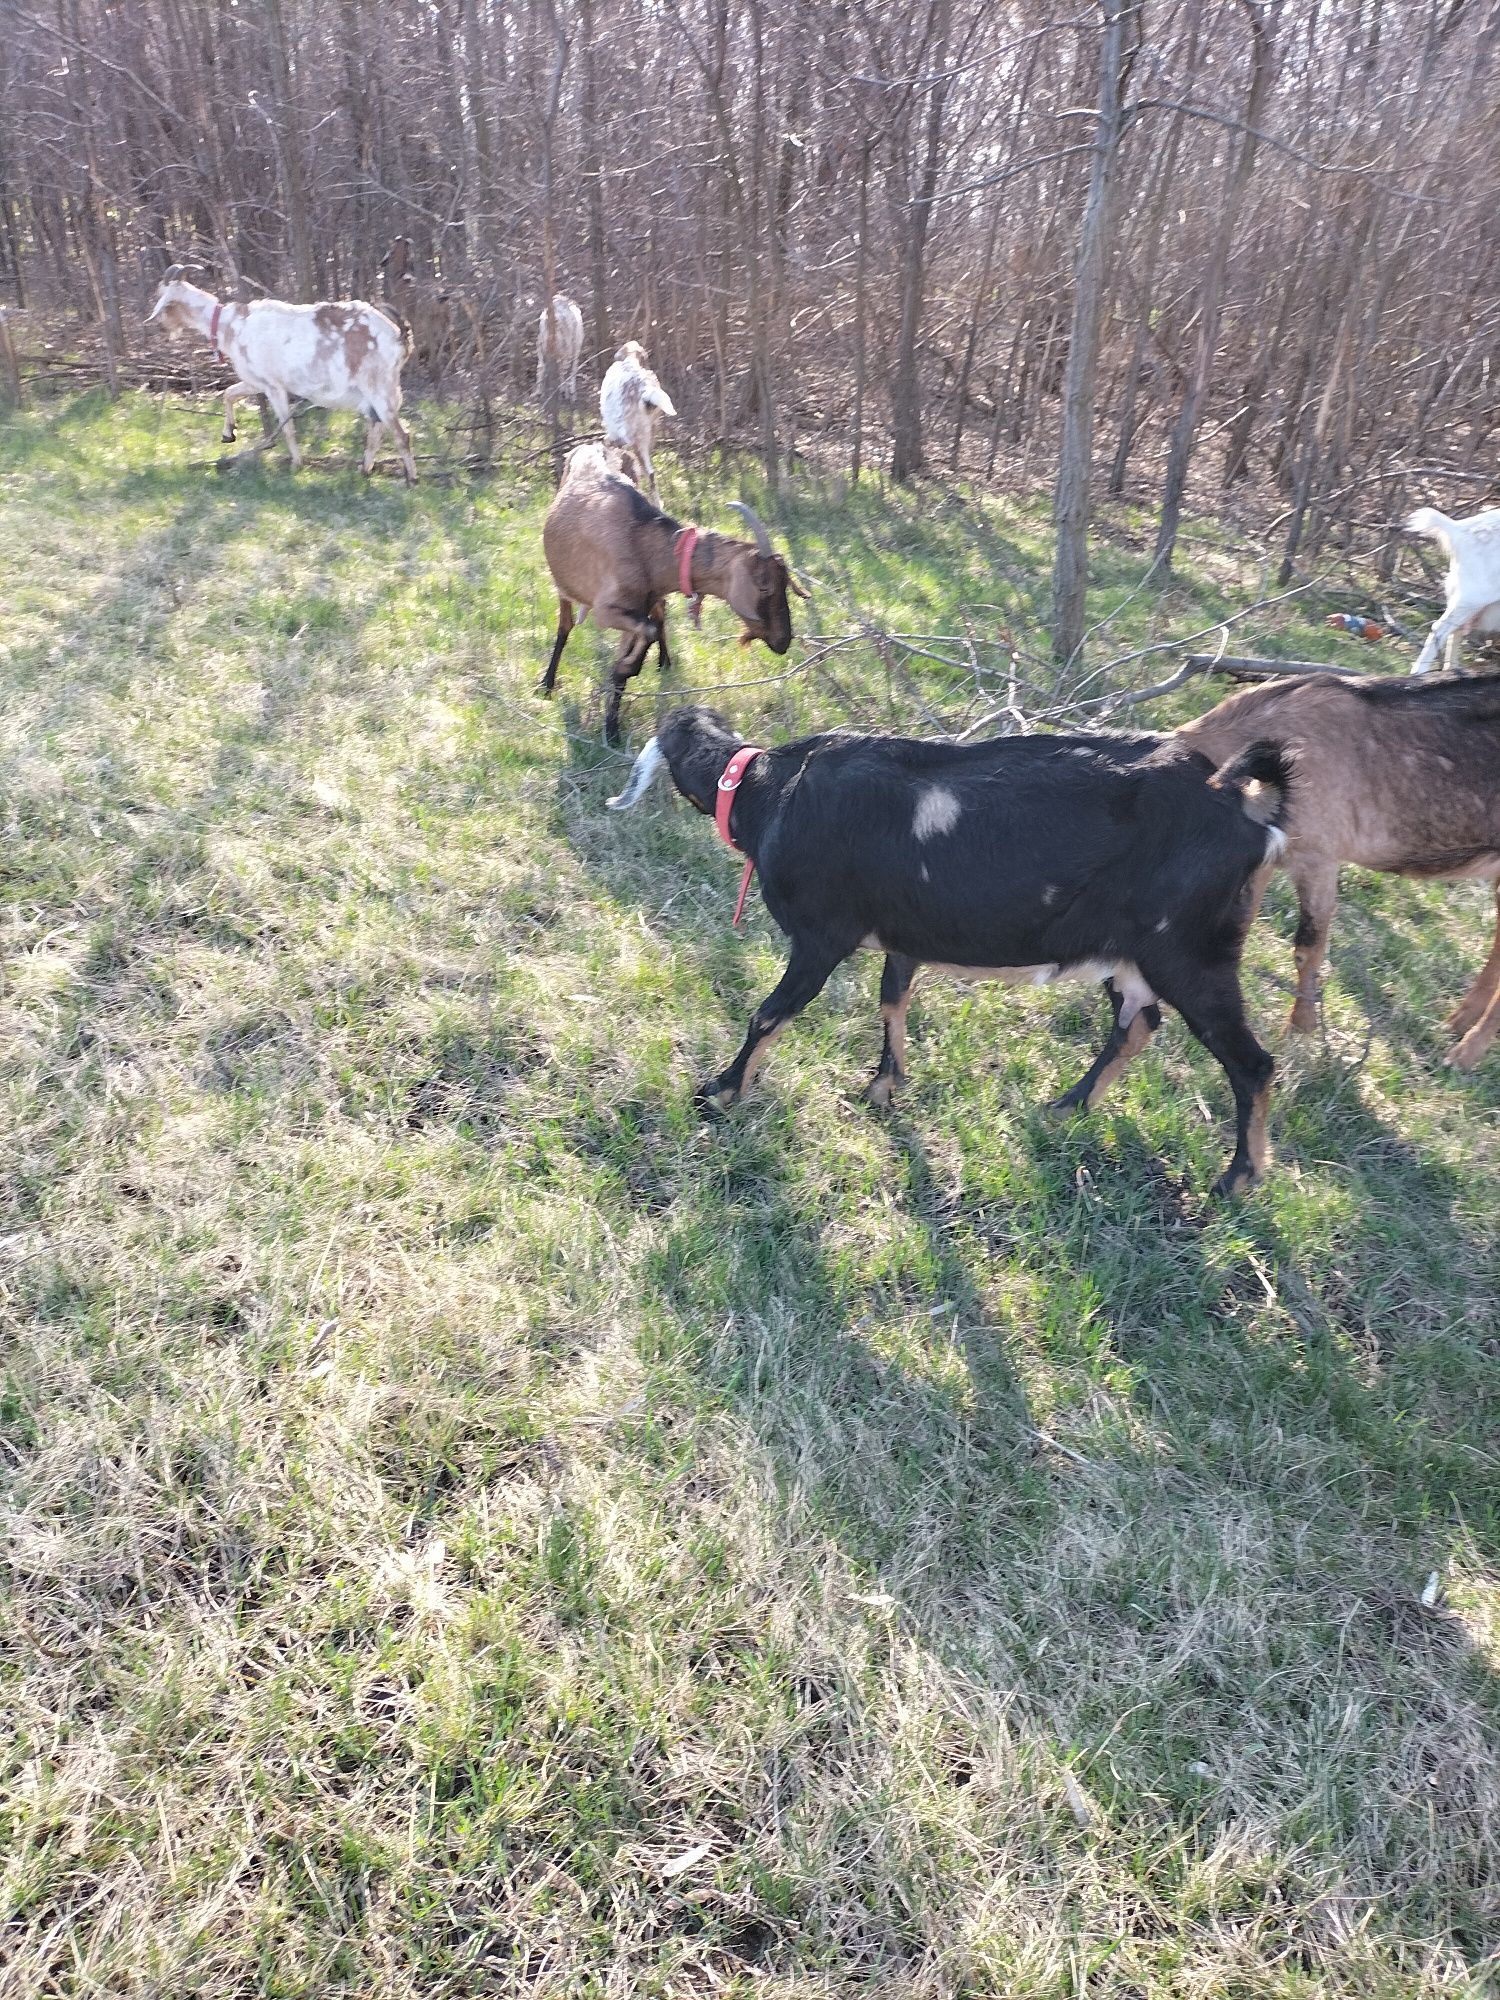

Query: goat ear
left=788, top=571, right=812, bottom=601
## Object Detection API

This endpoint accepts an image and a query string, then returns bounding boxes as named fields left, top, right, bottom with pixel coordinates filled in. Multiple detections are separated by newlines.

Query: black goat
left=608, top=706, right=1293, bottom=1195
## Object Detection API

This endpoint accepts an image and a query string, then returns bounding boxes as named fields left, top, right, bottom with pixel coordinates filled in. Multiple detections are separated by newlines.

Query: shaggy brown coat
left=1177, top=670, right=1500, bottom=1065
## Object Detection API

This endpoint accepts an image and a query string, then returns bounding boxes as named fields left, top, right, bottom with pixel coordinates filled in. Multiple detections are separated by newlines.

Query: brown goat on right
left=540, top=443, right=805, bottom=743
left=1177, top=669, right=1500, bottom=1066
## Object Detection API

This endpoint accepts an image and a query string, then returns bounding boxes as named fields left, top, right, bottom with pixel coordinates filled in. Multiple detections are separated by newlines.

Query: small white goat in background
left=1407, top=506, right=1500, bottom=672
left=600, top=340, right=676, bottom=501
left=536, top=294, right=585, bottom=404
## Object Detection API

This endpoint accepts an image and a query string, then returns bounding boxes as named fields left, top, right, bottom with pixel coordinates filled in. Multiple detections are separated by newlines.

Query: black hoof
left=694, top=1078, right=737, bottom=1117
left=1210, top=1161, right=1257, bottom=1199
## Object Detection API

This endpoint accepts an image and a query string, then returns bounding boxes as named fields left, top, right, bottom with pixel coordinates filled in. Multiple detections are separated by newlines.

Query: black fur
left=644, top=707, right=1292, bottom=1195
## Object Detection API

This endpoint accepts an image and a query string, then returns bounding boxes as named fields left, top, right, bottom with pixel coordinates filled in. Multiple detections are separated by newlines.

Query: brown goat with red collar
left=540, top=444, right=804, bottom=743
left=608, top=705, right=1293, bottom=1196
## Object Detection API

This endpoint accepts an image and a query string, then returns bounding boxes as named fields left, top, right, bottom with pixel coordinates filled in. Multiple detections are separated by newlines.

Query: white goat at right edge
left=600, top=340, right=676, bottom=501
left=1407, top=506, right=1500, bottom=673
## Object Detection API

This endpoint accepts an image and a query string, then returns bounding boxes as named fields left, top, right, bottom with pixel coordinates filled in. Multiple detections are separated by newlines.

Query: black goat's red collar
left=715, top=745, right=761, bottom=927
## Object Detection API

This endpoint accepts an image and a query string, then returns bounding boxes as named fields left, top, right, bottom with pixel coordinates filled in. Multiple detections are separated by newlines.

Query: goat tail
left=1211, top=739, right=1294, bottom=851
left=1405, top=505, right=1453, bottom=543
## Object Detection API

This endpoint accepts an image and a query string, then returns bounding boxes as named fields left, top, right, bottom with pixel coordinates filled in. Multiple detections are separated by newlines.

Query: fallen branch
left=1193, top=653, right=1368, bottom=681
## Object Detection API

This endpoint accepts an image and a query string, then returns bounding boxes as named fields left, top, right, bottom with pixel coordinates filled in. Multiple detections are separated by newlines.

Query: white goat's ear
left=606, top=737, right=666, bottom=811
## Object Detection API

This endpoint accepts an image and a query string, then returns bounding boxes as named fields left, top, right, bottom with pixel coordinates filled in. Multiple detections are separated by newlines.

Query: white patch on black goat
left=912, top=785, right=961, bottom=842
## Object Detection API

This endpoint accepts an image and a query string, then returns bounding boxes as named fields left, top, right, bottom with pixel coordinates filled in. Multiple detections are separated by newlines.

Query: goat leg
left=393, top=416, right=418, bottom=486
left=648, top=595, right=673, bottom=677
left=1049, top=979, right=1162, bottom=1114
left=602, top=615, right=659, bottom=744
left=1450, top=985, right=1500, bottom=1071
left=361, top=418, right=386, bottom=475
left=540, top=598, right=576, bottom=695
left=221, top=380, right=257, bottom=443
left=1172, top=977, right=1274, bottom=1196
left=1411, top=601, right=1481, bottom=674
left=1447, top=883, right=1500, bottom=1039
left=863, top=955, right=920, bottom=1107
left=1289, top=866, right=1338, bottom=1034
left=699, top=941, right=846, bottom=1111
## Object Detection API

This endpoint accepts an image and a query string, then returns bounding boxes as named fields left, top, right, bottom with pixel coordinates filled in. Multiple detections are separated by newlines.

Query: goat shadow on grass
left=633, top=1067, right=1500, bottom=1975
left=1322, top=882, right=1500, bottom=1081
left=546, top=694, right=1500, bottom=1966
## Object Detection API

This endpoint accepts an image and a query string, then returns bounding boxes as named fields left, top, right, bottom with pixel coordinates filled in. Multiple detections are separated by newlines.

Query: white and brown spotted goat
left=147, top=264, right=417, bottom=482
left=540, top=442, right=804, bottom=743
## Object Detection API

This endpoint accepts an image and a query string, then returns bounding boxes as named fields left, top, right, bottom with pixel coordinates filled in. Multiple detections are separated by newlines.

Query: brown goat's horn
left=728, top=500, right=773, bottom=558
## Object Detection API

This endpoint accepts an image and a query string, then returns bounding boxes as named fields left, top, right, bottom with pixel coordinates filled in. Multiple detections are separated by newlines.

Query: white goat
left=536, top=294, right=585, bottom=404
left=599, top=340, right=676, bottom=501
left=147, top=265, right=417, bottom=483
left=1407, top=506, right=1500, bottom=672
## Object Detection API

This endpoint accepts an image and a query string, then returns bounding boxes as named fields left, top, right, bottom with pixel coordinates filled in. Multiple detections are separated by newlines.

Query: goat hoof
left=695, top=1078, right=738, bottom=1117
left=1044, top=1089, right=1087, bottom=1120
left=861, top=1074, right=899, bottom=1109
left=536, top=675, right=556, bottom=699
left=1447, top=1036, right=1485, bottom=1073
left=1210, top=1160, right=1259, bottom=1199
left=1287, top=1000, right=1318, bottom=1034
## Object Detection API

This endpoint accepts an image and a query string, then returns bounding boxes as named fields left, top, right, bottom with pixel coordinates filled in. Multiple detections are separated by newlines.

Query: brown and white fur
left=1178, top=669, right=1500, bottom=1065
left=147, top=265, right=417, bottom=483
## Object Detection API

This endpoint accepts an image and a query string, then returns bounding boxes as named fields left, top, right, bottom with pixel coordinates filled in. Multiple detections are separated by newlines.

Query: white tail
left=606, top=737, right=666, bottom=810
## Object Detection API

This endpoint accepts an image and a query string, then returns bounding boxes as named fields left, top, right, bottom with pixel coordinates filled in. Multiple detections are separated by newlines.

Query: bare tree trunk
left=890, top=0, right=953, bottom=484
left=536, top=0, right=570, bottom=472
left=852, top=138, right=871, bottom=484
left=1152, top=0, right=1274, bottom=573
left=1106, top=56, right=1195, bottom=496
left=262, top=0, right=318, bottom=298
left=577, top=0, right=610, bottom=366
left=1051, top=0, right=1141, bottom=665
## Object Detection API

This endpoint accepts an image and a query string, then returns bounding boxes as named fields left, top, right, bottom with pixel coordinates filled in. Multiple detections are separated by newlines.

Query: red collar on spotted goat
left=715, top=744, right=762, bottom=927
left=675, top=525, right=703, bottom=626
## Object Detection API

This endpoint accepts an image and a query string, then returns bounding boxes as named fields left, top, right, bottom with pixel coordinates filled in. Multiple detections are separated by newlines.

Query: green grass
left=1, top=389, right=1497, bottom=1997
